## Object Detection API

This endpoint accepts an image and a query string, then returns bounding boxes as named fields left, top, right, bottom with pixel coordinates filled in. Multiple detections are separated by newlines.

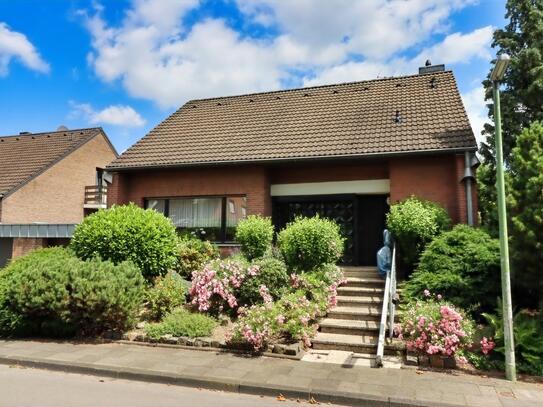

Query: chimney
left=419, top=60, right=445, bottom=75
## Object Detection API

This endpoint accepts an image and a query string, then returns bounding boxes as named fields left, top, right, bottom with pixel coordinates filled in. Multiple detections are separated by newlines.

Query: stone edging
left=116, top=332, right=305, bottom=359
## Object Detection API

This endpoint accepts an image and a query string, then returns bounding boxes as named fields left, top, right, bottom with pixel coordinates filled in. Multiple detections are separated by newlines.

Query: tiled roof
left=0, top=128, right=102, bottom=197
left=108, top=71, right=476, bottom=170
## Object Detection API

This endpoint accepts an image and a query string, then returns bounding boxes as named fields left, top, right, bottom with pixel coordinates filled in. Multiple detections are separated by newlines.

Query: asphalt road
left=0, top=364, right=332, bottom=407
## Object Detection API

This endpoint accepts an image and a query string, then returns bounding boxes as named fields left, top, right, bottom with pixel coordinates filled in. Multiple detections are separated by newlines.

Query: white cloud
left=69, top=101, right=146, bottom=127
left=83, top=0, right=491, bottom=108
left=237, top=0, right=478, bottom=60
left=0, top=22, right=49, bottom=76
left=462, top=86, right=489, bottom=146
left=304, top=26, right=493, bottom=87
left=413, top=26, right=493, bottom=65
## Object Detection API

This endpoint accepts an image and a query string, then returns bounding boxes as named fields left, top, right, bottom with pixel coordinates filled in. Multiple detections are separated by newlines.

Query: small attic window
left=430, top=77, right=437, bottom=89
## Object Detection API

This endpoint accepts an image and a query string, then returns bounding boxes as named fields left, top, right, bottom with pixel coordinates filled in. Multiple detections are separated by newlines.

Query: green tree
left=479, top=0, right=543, bottom=232
left=508, top=122, right=543, bottom=306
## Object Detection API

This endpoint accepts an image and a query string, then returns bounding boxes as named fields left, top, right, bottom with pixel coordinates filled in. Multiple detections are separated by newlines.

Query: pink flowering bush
left=189, top=257, right=260, bottom=314
left=399, top=292, right=475, bottom=357
left=228, top=266, right=345, bottom=351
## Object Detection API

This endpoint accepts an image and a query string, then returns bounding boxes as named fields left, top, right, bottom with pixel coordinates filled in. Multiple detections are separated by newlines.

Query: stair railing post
left=388, top=244, right=396, bottom=339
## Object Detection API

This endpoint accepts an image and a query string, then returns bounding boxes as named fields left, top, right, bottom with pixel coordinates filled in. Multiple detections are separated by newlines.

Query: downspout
left=462, top=151, right=475, bottom=225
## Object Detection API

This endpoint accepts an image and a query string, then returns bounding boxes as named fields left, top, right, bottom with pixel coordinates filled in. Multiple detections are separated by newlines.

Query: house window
left=145, top=196, right=247, bottom=242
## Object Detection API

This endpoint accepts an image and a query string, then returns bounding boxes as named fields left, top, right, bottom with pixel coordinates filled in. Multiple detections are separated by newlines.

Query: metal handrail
left=375, top=243, right=397, bottom=367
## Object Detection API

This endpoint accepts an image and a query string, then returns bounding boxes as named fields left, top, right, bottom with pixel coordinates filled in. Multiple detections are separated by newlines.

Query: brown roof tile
left=0, top=128, right=102, bottom=197
left=108, top=71, right=476, bottom=170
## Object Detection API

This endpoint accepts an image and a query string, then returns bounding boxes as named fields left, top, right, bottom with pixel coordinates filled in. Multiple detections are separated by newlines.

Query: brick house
left=0, top=127, right=118, bottom=266
left=107, top=66, right=478, bottom=266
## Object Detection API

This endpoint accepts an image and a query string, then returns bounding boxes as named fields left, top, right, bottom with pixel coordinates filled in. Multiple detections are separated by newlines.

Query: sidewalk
left=0, top=340, right=541, bottom=407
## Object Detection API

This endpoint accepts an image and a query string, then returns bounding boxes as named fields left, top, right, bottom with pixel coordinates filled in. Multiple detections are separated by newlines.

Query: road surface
left=0, top=364, right=334, bottom=407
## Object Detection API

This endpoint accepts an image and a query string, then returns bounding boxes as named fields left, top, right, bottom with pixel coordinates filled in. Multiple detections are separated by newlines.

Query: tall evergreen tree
left=478, top=0, right=543, bottom=233
left=508, top=121, right=543, bottom=307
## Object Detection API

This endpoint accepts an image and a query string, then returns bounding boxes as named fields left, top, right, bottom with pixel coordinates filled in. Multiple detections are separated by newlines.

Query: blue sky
left=0, top=0, right=506, bottom=153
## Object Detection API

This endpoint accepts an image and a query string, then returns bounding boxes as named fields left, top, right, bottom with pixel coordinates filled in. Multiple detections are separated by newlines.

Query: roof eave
left=107, top=145, right=477, bottom=172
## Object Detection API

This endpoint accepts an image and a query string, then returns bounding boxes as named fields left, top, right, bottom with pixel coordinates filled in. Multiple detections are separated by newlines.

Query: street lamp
left=491, top=53, right=516, bottom=382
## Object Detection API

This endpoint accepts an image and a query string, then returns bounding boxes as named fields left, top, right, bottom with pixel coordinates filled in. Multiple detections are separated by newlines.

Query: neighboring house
left=107, top=64, right=478, bottom=266
left=0, top=127, right=118, bottom=267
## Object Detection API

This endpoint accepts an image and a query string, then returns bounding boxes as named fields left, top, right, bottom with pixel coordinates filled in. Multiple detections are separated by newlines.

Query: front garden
left=388, top=197, right=543, bottom=378
left=0, top=199, right=540, bottom=379
left=0, top=205, right=346, bottom=355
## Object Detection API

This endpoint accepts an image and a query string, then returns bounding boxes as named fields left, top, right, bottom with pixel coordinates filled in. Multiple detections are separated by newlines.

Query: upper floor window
left=145, top=196, right=247, bottom=242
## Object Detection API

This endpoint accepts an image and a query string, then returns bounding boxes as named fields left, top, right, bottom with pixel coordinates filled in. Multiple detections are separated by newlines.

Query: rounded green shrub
left=386, top=196, right=451, bottom=268
left=175, top=235, right=218, bottom=279
left=70, top=204, right=178, bottom=280
left=238, top=257, right=289, bottom=306
left=0, top=247, right=145, bottom=337
left=403, top=225, right=500, bottom=314
left=235, top=215, right=274, bottom=260
left=144, top=309, right=216, bottom=340
left=68, top=257, right=145, bottom=335
left=146, top=272, right=189, bottom=321
left=278, top=216, right=345, bottom=271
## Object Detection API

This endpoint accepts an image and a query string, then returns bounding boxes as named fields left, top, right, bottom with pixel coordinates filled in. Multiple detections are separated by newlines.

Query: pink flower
left=437, top=294, right=442, bottom=300
left=480, top=337, right=495, bottom=355
left=424, top=289, right=431, bottom=297
left=276, top=314, right=285, bottom=325
left=457, top=356, right=468, bottom=364
left=259, top=285, right=273, bottom=304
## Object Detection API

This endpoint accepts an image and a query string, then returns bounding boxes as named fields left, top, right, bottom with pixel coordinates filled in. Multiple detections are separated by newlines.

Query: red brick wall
left=389, top=154, right=472, bottom=223
left=11, top=238, right=47, bottom=259
left=270, top=160, right=388, bottom=184
left=109, top=155, right=474, bottom=224
left=109, top=165, right=271, bottom=216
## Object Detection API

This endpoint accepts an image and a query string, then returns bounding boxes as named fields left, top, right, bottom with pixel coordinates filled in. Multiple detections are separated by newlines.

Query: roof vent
left=57, top=125, right=68, bottom=131
left=249, top=99, right=254, bottom=102
left=419, top=61, right=445, bottom=75
left=394, top=110, right=403, bottom=124
left=275, top=96, right=281, bottom=100
left=303, top=93, right=309, bottom=97
left=332, top=90, right=339, bottom=94
left=430, top=77, right=438, bottom=89
left=217, top=102, right=222, bottom=106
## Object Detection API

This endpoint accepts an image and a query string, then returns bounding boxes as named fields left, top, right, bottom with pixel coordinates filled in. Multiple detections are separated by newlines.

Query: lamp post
left=490, top=53, right=516, bottom=382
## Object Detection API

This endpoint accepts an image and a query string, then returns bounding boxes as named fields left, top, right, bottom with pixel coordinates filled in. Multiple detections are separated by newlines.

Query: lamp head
left=490, top=54, right=510, bottom=82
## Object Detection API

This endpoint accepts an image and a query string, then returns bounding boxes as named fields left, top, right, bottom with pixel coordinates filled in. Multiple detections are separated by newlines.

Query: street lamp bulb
left=491, top=54, right=511, bottom=82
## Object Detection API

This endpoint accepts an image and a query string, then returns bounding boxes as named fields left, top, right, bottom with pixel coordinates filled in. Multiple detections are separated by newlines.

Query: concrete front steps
left=312, top=266, right=403, bottom=358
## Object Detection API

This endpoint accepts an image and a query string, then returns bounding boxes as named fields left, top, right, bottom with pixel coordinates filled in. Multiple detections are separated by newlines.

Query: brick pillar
left=455, top=154, right=468, bottom=224
left=246, top=167, right=271, bottom=217
left=107, top=172, right=128, bottom=207
left=12, top=238, right=47, bottom=259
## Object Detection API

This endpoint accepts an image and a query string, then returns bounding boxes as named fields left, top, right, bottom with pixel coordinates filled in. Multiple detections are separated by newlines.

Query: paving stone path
left=0, top=340, right=541, bottom=406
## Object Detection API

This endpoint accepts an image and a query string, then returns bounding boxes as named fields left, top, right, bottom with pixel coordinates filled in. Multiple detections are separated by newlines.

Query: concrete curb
left=0, top=355, right=460, bottom=407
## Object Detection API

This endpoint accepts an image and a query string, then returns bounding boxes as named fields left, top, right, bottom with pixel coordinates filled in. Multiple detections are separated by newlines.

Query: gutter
left=107, top=146, right=477, bottom=172
left=462, top=151, right=476, bottom=225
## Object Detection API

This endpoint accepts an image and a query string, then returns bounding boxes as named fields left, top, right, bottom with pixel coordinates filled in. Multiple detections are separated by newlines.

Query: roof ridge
left=0, top=127, right=102, bottom=139
left=185, top=70, right=454, bottom=104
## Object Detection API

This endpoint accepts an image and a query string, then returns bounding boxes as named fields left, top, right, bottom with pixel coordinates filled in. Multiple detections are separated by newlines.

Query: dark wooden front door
left=356, top=195, right=389, bottom=266
left=272, top=194, right=389, bottom=266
